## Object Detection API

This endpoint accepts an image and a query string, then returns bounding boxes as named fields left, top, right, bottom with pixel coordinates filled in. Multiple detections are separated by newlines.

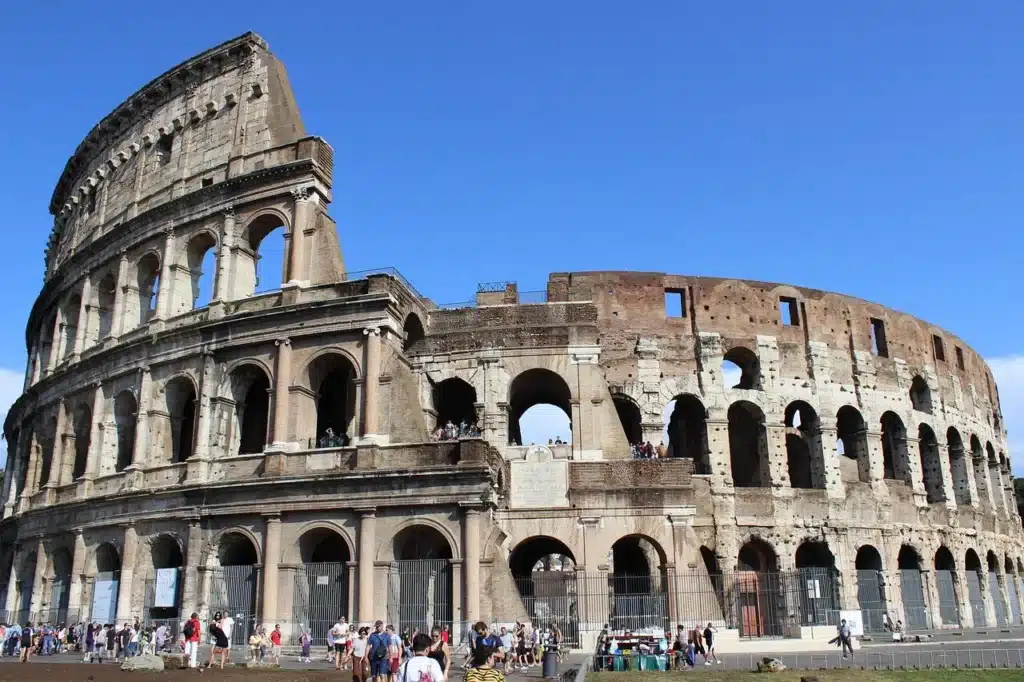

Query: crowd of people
left=431, top=420, right=482, bottom=442
left=596, top=622, right=721, bottom=670
left=0, top=618, right=175, bottom=664
left=630, top=441, right=668, bottom=459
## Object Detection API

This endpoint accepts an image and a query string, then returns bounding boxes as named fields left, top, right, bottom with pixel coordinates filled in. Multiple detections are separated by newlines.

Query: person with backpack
left=397, top=633, right=445, bottom=682
left=18, top=623, right=33, bottom=663
left=183, top=612, right=201, bottom=668
left=369, top=620, right=392, bottom=682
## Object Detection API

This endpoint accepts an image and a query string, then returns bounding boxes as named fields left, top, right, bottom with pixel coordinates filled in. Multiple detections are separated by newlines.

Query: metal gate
left=514, top=573, right=579, bottom=647
left=735, top=572, right=785, bottom=638
left=935, top=570, right=960, bottom=626
left=1010, top=578, right=1023, bottom=625
left=387, top=560, right=452, bottom=634
left=856, top=570, right=887, bottom=632
left=293, top=562, right=349, bottom=647
left=899, top=570, right=929, bottom=630
left=47, top=578, right=69, bottom=625
left=796, top=568, right=839, bottom=626
left=989, top=572, right=1008, bottom=626
left=608, top=573, right=669, bottom=633
left=966, top=570, right=987, bottom=627
left=210, top=565, right=259, bottom=646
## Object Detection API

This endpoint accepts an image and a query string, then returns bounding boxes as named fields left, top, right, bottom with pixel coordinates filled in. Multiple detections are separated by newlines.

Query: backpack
left=182, top=621, right=195, bottom=639
left=21, top=627, right=30, bottom=642
left=371, top=634, right=389, bottom=660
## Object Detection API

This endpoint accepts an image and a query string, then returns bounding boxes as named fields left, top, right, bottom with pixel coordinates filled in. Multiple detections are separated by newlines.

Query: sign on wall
left=839, top=610, right=865, bottom=637
left=154, top=568, right=179, bottom=608
left=91, top=579, right=119, bottom=624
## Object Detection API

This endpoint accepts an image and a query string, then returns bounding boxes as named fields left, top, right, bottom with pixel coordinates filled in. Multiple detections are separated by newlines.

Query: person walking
left=183, top=612, right=201, bottom=668
left=463, top=644, right=504, bottom=682
left=369, top=620, right=391, bottom=682
left=398, top=633, right=445, bottom=682
left=703, top=623, right=721, bottom=664
left=838, top=619, right=854, bottom=660
left=300, top=627, right=312, bottom=663
left=427, top=625, right=451, bottom=680
left=351, top=626, right=370, bottom=682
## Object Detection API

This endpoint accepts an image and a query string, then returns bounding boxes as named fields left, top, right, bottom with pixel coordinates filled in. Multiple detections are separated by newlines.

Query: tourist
left=248, top=629, right=262, bottom=663
left=300, top=627, right=312, bottom=663
left=155, top=622, right=168, bottom=653
left=208, top=615, right=230, bottom=669
left=183, top=611, right=201, bottom=668
left=440, top=625, right=450, bottom=644
left=498, top=626, right=514, bottom=673
left=19, top=623, right=33, bottom=663
left=703, top=623, right=720, bottom=664
left=351, top=626, right=370, bottom=682
left=331, top=617, right=347, bottom=668
left=221, top=612, right=235, bottom=664
left=369, top=620, right=391, bottom=682
left=427, top=625, right=451, bottom=680
left=463, top=644, right=503, bottom=682
left=397, top=633, right=445, bottom=682
left=270, top=624, right=283, bottom=664
left=94, top=624, right=108, bottom=663
left=387, top=624, right=402, bottom=682
left=689, top=623, right=705, bottom=665
left=838, top=618, right=854, bottom=660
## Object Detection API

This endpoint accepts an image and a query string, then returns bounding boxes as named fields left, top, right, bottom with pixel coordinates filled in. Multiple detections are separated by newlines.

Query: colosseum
left=1, top=31, right=1022, bottom=652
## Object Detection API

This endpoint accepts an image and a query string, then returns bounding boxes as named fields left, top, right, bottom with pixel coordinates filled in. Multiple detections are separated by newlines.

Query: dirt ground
left=0, top=662, right=345, bottom=682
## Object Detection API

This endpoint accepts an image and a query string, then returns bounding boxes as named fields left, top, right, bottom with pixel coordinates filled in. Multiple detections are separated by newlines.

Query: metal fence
left=935, top=569, right=960, bottom=627
left=292, top=561, right=350, bottom=646
left=387, top=559, right=453, bottom=634
left=899, top=569, right=930, bottom=630
left=990, top=572, right=1009, bottom=626
left=966, top=570, right=987, bottom=626
left=208, top=565, right=259, bottom=646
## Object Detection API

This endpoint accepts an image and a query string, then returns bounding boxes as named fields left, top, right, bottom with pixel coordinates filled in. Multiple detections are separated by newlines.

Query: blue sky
left=0, top=2, right=1022, bottom=467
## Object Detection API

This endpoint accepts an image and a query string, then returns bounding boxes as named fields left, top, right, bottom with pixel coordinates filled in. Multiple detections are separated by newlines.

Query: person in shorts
left=703, top=623, right=720, bottom=664
left=208, top=617, right=230, bottom=669
left=368, top=621, right=391, bottom=682
left=270, top=624, right=283, bottom=664
left=386, top=624, right=402, bottom=681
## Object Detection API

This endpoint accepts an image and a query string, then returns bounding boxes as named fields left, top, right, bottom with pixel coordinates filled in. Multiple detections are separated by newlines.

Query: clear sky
left=0, top=2, right=1021, bottom=467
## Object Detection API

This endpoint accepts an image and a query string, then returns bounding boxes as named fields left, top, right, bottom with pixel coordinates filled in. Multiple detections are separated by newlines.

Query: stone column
left=85, top=383, right=105, bottom=478
left=261, top=514, right=281, bottom=624
left=67, top=529, right=87, bottom=621
left=29, top=536, right=47, bottom=617
left=3, top=547, right=18, bottom=615
left=991, top=462, right=1008, bottom=516
left=980, top=567, right=997, bottom=627
left=361, top=328, right=381, bottom=442
left=462, top=506, right=481, bottom=625
left=193, top=351, right=216, bottom=459
left=115, top=524, right=138, bottom=623
left=922, top=569, right=943, bottom=630
left=28, top=346, right=41, bottom=386
left=214, top=207, right=236, bottom=302
left=181, top=518, right=202, bottom=619
left=271, top=339, right=292, bottom=448
left=357, top=509, right=376, bottom=623
left=48, top=400, right=67, bottom=489
left=130, top=368, right=152, bottom=469
left=111, top=250, right=129, bottom=339
left=154, top=228, right=176, bottom=320
left=288, top=189, right=309, bottom=284
left=51, top=306, right=66, bottom=369
left=935, top=437, right=957, bottom=510
left=72, top=277, right=91, bottom=358
left=953, top=569, right=973, bottom=627
left=22, top=429, right=39, bottom=498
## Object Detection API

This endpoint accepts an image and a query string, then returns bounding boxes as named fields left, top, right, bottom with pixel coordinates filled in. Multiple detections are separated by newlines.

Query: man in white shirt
left=331, top=618, right=347, bottom=670
left=221, top=614, right=235, bottom=664
left=397, top=633, right=445, bottom=682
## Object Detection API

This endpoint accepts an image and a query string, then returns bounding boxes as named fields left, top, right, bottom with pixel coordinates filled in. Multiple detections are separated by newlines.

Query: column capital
left=355, top=506, right=377, bottom=517
left=275, top=338, right=291, bottom=348
left=120, top=521, right=135, bottom=531
left=459, top=503, right=485, bottom=514
left=118, top=248, right=128, bottom=261
left=222, top=205, right=235, bottom=219
left=263, top=512, right=281, bottom=522
left=73, top=528, right=84, bottom=538
left=363, top=327, right=380, bottom=337
left=291, top=187, right=310, bottom=202
left=162, top=226, right=175, bottom=238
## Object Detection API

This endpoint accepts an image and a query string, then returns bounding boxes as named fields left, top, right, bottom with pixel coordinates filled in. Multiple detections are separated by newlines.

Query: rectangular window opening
left=202, top=177, right=213, bottom=187
left=955, top=346, right=965, bottom=371
left=870, top=318, right=889, bottom=358
left=932, top=334, right=946, bottom=362
left=665, top=288, right=686, bottom=318
left=779, top=297, right=799, bottom=326
left=156, top=133, right=174, bottom=166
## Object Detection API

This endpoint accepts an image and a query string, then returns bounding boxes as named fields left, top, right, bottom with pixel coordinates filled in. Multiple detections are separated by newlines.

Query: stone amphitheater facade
left=2, top=32, right=1022, bottom=649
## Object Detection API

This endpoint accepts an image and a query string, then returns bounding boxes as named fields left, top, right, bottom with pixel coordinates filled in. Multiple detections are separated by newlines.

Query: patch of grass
left=593, top=669, right=1024, bottom=682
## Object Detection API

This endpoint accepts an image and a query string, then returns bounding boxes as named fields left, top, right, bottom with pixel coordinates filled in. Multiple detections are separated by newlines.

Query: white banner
left=154, top=568, right=179, bottom=608
left=839, top=610, right=865, bottom=637
left=91, top=579, right=119, bottom=624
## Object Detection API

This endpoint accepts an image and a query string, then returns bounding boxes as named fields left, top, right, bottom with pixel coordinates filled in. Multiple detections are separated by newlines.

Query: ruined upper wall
left=45, top=32, right=305, bottom=278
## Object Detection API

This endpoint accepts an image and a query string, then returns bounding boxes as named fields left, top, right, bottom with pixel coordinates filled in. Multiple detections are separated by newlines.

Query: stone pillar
left=181, top=518, right=202, bottom=620
left=115, top=524, right=138, bottom=623
left=3, top=547, right=18, bottom=615
left=935, top=437, right=957, bottom=510
left=922, top=569, right=943, bottom=630
left=990, top=462, right=1007, bottom=516
left=262, top=514, right=281, bottom=624
left=111, top=250, right=129, bottom=339
left=67, top=529, right=87, bottom=621
left=85, top=383, right=105, bottom=478
left=214, top=207, right=235, bottom=302
left=154, top=228, right=176, bottom=320
left=288, top=189, right=309, bottom=284
left=193, top=352, right=216, bottom=459
left=463, top=507, right=481, bottom=624
left=29, top=536, right=47, bottom=617
left=980, top=567, right=997, bottom=627
left=357, top=509, right=376, bottom=623
left=48, top=400, right=67, bottom=489
left=22, top=430, right=39, bottom=498
left=51, top=306, right=66, bottom=369
left=29, top=346, right=41, bottom=386
left=71, top=277, right=92, bottom=358
left=270, top=339, right=292, bottom=448
left=570, top=399, right=582, bottom=458
left=361, top=328, right=381, bottom=442
left=130, top=368, right=152, bottom=469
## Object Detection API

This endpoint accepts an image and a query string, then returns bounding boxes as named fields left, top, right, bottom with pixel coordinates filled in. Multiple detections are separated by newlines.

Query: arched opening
left=165, top=377, right=197, bottom=463
left=987, top=442, right=1003, bottom=514
left=795, top=541, right=839, bottom=625
left=390, top=525, right=454, bottom=632
left=918, top=424, right=944, bottom=503
left=964, top=549, right=987, bottom=627
left=133, top=252, right=161, bottom=329
left=881, top=412, right=910, bottom=483
left=95, top=273, right=117, bottom=342
left=211, top=532, right=259, bottom=645
left=147, top=536, right=184, bottom=622
left=971, top=434, right=991, bottom=508
left=898, top=545, right=929, bottom=630
left=38, top=314, right=57, bottom=375
left=113, top=391, right=137, bottom=472
left=723, top=347, right=760, bottom=390
left=509, top=537, right=579, bottom=645
left=295, top=528, right=352, bottom=642
left=71, top=404, right=92, bottom=480
left=508, top=368, right=572, bottom=446
left=228, top=364, right=271, bottom=455
left=609, top=536, right=668, bottom=632
left=909, top=376, right=932, bottom=414
left=1006, top=556, right=1023, bottom=625
left=837, top=406, right=871, bottom=484
left=238, top=214, right=288, bottom=297
left=61, top=294, right=81, bottom=361
left=308, top=353, right=357, bottom=448
left=728, top=400, right=769, bottom=487
left=784, top=401, right=824, bottom=489
left=48, top=548, right=73, bottom=625
left=699, top=546, right=726, bottom=620
left=92, top=543, right=121, bottom=625
left=35, top=422, right=55, bottom=490
left=1000, top=452, right=1013, bottom=512
left=13, top=553, right=37, bottom=622
left=664, top=394, right=709, bottom=472
left=613, top=394, right=642, bottom=447
left=185, top=231, right=218, bottom=311
left=735, top=539, right=783, bottom=637
left=432, top=378, right=478, bottom=438
left=403, top=313, right=426, bottom=353
left=987, top=550, right=1009, bottom=626
left=935, top=546, right=961, bottom=627
left=946, top=427, right=971, bottom=506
